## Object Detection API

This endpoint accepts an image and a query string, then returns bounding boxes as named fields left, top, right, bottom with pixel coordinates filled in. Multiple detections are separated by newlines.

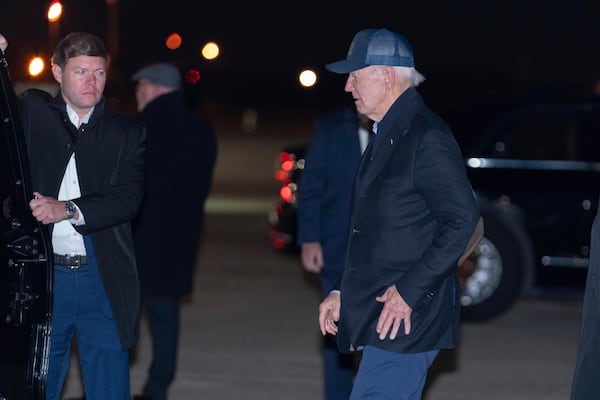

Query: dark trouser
left=141, top=295, right=180, bottom=400
left=350, top=346, right=438, bottom=400
left=46, top=236, right=129, bottom=400
left=323, top=334, right=354, bottom=400
left=321, top=269, right=354, bottom=400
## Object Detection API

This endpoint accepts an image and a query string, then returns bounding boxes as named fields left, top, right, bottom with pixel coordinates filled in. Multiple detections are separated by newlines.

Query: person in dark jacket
left=571, top=199, right=600, bottom=399
left=0, top=32, right=146, bottom=400
left=297, top=106, right=370, bottom=400
left=131, top=62, right=217, bottom=400
left=318, top=28, right=481, bottom=399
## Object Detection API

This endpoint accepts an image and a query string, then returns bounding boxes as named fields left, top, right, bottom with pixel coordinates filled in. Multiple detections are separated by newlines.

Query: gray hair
left=393, top=66, right=426, bottom=87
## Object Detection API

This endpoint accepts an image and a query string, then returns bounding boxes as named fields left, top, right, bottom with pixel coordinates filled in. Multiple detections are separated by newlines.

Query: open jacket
left=20, top=89, right=146, bottom=350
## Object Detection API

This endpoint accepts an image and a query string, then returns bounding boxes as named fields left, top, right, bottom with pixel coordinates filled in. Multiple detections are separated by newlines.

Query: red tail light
left=280, top=186, right=293, bottom=203
left=281, top=160, right=295, bottom=172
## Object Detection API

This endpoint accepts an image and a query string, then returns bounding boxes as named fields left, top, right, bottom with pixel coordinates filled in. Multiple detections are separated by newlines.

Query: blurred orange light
left=47, top=1, right=63, bottom=22
left=28, top=57, right=45, bottom=76
left=201, top=42, right=219, bottom=60
left=165, top=33, right=182, bottom=50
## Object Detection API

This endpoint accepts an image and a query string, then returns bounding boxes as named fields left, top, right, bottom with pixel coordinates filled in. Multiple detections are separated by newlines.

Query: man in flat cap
left=318, top=28, right=481, bottom=399
left=131, top=62, right=217, bottom=400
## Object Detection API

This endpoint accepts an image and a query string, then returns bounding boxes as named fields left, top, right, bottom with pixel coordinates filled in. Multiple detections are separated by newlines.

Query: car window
left=490, top=113, right=577, bottom=160
left=486, top=108, right=600, bottom=162
left=578, top=112, right=600, bottom=162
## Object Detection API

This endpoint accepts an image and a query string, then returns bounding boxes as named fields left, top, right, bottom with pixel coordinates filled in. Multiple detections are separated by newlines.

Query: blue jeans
left=46, top=237, right=129, bottom=400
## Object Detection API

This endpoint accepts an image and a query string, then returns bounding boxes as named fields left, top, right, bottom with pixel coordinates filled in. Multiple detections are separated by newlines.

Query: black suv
left=1, top=49, right=53, bottom=398
left=269, top=98, right=600, bottom=321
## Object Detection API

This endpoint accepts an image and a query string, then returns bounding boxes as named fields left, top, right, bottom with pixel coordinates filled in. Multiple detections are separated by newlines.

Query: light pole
left=106, top=0, right=119, bottom=63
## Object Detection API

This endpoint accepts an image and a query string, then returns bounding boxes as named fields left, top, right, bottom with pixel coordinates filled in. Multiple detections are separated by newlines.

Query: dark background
left=2, top=0, right=600, bottom=120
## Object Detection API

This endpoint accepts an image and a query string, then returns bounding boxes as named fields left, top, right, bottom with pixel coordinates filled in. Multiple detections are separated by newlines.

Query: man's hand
left=301, top=242, right=324, bottom=273
left=0, top=34, right=7, bottom=52
left=375, top=285, right=412, bottom=340
left=318, top=291, right=341, bottom=336
left=29, top=192, right=69, bottom=225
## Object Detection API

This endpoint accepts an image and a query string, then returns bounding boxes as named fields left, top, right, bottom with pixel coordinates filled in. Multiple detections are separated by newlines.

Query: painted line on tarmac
left=205, top=194, right=277, bottom=215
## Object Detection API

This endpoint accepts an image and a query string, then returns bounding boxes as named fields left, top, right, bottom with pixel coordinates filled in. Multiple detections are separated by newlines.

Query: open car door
left=0, top=46, right=53, bottom=399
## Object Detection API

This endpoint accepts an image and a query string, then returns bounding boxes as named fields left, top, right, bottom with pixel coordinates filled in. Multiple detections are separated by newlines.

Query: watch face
left=66, top=201, right=76, bottom=218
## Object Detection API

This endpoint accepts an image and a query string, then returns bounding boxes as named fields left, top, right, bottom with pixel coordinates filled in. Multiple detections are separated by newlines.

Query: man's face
left=52, top=55, right=106, bottom=117
left=344, top=66, right=387, bottom=122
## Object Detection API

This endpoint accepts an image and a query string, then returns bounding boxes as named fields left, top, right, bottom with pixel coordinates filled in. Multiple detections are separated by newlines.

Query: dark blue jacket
left=296, top=107, right=363, bottom=293
left=338, top=88, right=481, bottom=354
left=571, top=199, right=600, bottom=399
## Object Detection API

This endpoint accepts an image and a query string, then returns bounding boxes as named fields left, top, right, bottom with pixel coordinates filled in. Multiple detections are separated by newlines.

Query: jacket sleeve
left=395, top=127, right=481, bottom=309
left=296, top=118, right=329, bottom=245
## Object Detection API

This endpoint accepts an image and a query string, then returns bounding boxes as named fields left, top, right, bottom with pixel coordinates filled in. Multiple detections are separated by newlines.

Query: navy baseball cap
left=325, top=28, right=415, bottom=74
left=132, top=62, right=181, bottom=89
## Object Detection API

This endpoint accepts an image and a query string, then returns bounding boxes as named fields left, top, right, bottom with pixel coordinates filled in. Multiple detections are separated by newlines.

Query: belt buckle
left=67, top=254, right=83, bottom=269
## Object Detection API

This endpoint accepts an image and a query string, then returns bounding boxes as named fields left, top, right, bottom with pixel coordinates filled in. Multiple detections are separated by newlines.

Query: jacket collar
left=376, top=86, right=423, bottom=138
left=48, top=93, right=106, bottom=127
left=355, top=87, right=425, bottom=194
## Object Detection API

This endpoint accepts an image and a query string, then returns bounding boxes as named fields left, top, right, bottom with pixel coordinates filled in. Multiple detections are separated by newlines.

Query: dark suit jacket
left=133, top=92, right=217, bottom=297
left=20, top=89, right=146, bottom=350
left=296, top=107, right=363, bottom=294
left=571, top=199, right=600, bottom=399
left=337, top=87, right=481, bottom=354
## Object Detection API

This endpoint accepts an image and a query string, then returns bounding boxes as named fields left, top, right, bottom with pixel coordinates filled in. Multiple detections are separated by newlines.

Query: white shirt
left=51, top=105, right=92, bottom=256
left=358, top=126, right=370, bottom=155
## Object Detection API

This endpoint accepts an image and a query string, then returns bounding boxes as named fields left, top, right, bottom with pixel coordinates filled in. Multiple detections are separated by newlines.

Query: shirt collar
left=66, top=104, right=94, bottom=128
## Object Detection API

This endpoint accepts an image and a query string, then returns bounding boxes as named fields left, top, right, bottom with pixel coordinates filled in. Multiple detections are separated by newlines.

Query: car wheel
left=458, top=207, right=533, bottom=321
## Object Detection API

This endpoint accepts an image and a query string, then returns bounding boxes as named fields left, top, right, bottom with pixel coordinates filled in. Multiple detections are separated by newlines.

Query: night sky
left=2, top=0, right=600, bottom=114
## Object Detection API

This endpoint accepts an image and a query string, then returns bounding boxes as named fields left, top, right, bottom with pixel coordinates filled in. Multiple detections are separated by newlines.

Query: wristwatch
left=65, top=200, right=77, bottom=220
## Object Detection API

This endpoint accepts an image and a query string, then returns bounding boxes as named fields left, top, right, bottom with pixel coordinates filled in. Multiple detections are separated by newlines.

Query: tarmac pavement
left=60, top=129, right=586, bottom=400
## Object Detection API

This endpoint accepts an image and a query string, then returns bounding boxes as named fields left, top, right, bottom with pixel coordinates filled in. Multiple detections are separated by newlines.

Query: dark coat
left=133, top=92, right=217, bottom=297
left=571, top=200, right=600, bottom=399
left=296, top=107, right=363, bottom=293
left=20, top=89, right=146, bottom=350
left=337, top=87, right=481, bottom=354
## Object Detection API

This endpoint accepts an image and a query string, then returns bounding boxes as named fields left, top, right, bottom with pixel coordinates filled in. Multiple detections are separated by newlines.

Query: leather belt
left=54, top=254, right=88, bottom=269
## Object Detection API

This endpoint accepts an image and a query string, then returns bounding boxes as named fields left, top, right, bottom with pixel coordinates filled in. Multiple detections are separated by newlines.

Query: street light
left=28, top=56, right=45, bottom=77
left=201, top=42, right=220, bottom=60
left=166, top=33, right=182, bottom=50
left=47, top=1, right=62, bottom=51
left=47, top=1, right=62, bottom=22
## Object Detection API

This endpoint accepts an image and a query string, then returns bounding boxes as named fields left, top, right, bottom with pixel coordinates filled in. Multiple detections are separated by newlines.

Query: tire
left=458, top=205, right=533, bottom=321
